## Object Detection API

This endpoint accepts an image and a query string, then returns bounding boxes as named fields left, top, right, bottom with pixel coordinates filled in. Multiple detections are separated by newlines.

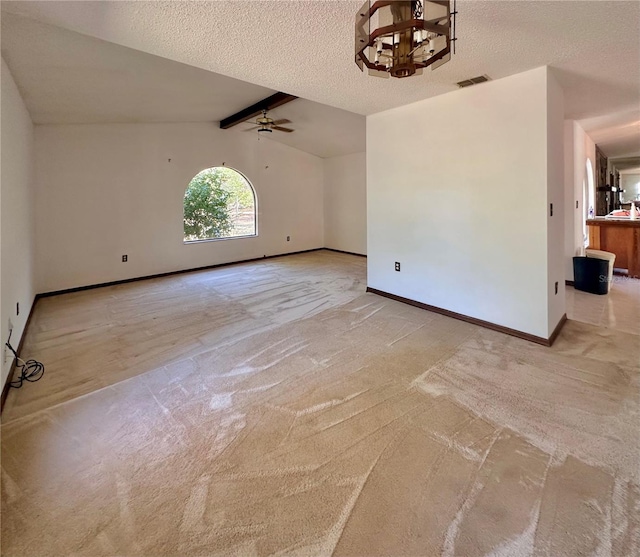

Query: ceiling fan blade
left=271, top=119, right=291, bottom=126
left=243, top=125, right=261, bottom=132
left=272, top=126, right=294, bottom=133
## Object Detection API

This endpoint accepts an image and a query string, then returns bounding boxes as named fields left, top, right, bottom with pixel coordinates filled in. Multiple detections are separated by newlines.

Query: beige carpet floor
left=1, top=251, right=639, bottom=556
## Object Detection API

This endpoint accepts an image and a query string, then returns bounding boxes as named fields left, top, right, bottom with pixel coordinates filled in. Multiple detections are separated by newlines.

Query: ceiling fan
left=245, top=109, right=294, bottom=134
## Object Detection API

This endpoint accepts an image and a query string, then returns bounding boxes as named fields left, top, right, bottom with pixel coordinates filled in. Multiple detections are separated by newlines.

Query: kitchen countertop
left=587, top=218, right=640, bottom=227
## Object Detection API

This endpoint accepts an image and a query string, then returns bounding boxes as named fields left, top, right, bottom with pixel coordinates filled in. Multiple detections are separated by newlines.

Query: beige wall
left=35, top=123, right=324, bottom=293
left=324, top=152, right=366, bottom=255
left=367, top=66, right=565, bottom=340
left=1, top=59, right=36, bottom=386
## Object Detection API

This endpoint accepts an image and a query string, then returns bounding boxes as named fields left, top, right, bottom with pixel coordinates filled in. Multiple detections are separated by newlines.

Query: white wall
left=564, top=121, right=596, bottom=281
left=546, top=70, right=565, bottom=333
left=367, top=66, right=564, bottom=340
left=563, top=121, right=578, bottom=281
left=1, top=59, right=36, bottom=386
left=35, top=123, right=324, bottom=293
left=324, top=152, right=366, bottom=255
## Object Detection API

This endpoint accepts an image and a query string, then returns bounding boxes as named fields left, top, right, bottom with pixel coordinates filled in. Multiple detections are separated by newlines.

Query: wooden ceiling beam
left=219, top=92, right=298, bottom=129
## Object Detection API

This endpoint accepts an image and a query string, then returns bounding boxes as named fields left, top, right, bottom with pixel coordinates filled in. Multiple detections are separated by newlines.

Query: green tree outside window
left=183, top=167, right=256, bottom=241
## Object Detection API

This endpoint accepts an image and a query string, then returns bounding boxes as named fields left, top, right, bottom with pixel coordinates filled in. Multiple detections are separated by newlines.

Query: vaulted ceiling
left=0, top=13, right=365, bottom=158
left=2, top=1, right=639, bottom=158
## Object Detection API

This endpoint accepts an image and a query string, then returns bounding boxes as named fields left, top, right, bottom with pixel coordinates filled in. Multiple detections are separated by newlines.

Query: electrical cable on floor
left=5, top=329, right=45, bottom=388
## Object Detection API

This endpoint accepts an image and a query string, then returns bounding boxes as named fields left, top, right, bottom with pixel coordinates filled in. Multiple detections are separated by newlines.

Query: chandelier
left=355, top=0, right=456, bottom=78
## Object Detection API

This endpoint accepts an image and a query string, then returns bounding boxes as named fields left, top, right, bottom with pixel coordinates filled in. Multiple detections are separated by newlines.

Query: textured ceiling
left=2, top=0, right=639, bottom=156
left=0, top=13, right=274, bottom=124
left=0, top=13, right=365, bottom=158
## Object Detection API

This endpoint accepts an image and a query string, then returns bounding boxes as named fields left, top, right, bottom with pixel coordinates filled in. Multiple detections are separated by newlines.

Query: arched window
left=183, top=167, right=256, bottom=242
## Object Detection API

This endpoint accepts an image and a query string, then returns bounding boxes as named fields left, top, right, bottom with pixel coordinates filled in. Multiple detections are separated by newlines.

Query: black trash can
left=573, top=256, right=610, bottom=295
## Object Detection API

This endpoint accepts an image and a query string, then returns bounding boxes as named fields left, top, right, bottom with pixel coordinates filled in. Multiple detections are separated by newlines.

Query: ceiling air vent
left=456, top=75, right=491, bottom=88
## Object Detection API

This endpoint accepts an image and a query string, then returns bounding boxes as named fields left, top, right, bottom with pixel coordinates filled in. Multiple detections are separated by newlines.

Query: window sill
left=184, top=234, right=257, bottom=245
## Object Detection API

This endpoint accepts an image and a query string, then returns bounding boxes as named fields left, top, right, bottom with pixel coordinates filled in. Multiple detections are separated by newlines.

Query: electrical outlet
left=395, top=262, right=401, bottom=272
left=555, top=281, right=558, bottom=295
left=8, top=318, right=13, bottom=333
left=122, top=255, right=128, bottom=262
left=3, top=347, right=8, bottom=364
left=286, top=236, right=290, bottom=242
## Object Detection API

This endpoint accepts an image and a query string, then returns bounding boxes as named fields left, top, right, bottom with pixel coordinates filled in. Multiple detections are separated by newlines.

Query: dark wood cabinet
left=587, top=219, right=640, bottom=278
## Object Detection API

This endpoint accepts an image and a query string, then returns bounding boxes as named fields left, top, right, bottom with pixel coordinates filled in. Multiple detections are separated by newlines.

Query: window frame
left=182, top=166, right=258, bottom=244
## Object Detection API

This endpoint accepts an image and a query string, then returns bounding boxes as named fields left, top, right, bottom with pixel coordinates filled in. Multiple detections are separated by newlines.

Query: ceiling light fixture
left=250, top=109, right=294, bottom=134
left=355, top=0, right=457, bottom=78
